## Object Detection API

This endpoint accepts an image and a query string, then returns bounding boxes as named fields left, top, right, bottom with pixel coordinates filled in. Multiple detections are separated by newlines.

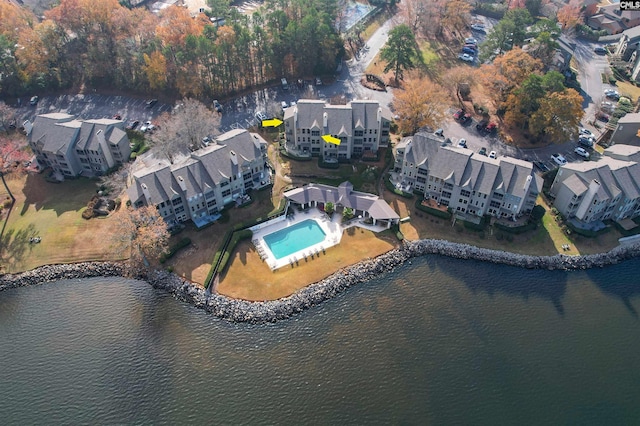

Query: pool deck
left=250, top=208, right=387, bottom=271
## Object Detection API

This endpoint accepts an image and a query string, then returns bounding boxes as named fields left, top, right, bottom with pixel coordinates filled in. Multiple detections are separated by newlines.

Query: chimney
left=323, top=112, right=328, bottom=128
left=176, top=175, right=187, bottom=192
left=377, top=107, right=381, bottom=123
left=141, top=183, right=152, bottom=203
left=230, top=150, right=238, bottom=165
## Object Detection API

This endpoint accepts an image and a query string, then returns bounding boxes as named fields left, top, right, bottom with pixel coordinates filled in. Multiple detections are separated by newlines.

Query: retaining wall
left=2, top=239, right=640, bottom=324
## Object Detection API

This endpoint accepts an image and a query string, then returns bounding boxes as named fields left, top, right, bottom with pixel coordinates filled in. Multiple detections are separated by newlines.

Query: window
left=355, top=130, right=364, bottom=137
left=444, top=183, right=453, bottom=190
left=207, top=200, right=216, bottom=208
left=221, top=181, right=229, bottom=187
left=312, top=130, right=320, bottom=136
left=490, top=200, right=501, bottom=208
left=174, top=205, right=185, bottom=214
left=172, top=198, right=182, bottom=206
left=222, top=189, right=231, bottom=197
left=460, top=190, right=471, bottom=197
left=493, top=192, right=503, bottom=199
left=442, top=191, right=452, bottom=198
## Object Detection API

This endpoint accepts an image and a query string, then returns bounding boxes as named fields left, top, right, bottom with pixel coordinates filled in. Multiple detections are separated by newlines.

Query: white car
left=457, top=139, right=467, bottom=148
left=281, top=101, right=288, bottom=109
left=579, top=128, right=594, bottom=138
left=489, top=150, right=497, bottom=159
left=470, top=24, right=485, bottom=32
left=551, top=153, right=567, bottom=166
left=140, top=121, right=155, bottom=133
left=465, top=37, right=478, bottom=45
left=458, top=53, right=474, bottom=62
left=574, top=147, right=590, bottom=159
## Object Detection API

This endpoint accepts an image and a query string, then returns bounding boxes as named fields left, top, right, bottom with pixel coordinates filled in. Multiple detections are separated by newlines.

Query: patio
left=249, top=207, right=388, bottom=271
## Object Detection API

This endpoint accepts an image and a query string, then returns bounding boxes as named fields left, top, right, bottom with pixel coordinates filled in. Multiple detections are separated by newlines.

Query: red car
left=453, top=109, right=465, bottom=120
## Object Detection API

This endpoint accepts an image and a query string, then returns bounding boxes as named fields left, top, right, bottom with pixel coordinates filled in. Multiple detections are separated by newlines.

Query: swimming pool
left=263, top=219, right=327, bottom=260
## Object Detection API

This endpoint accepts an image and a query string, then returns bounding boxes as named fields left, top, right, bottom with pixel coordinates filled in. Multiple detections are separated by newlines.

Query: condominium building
left=25, top=113, right=131, bottom=178
left=126, top=129, right=270, bottom=225
left=283, top=99, right=392, bottom=160
left=549, top=144, right=640, bottom=224
left=393, top=132, right=543, bottom=219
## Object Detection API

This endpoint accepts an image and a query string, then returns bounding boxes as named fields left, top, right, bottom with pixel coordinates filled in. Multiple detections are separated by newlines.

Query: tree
left=478, top=48, right=543, bottom=105
left=97, top=162, right=132, bottom=197
left=527, top=32, right=559, bottom=66
left=343, top=206, right=354, bottom=220
left=479, top=8, right=532, bottom=61
left=324, top=201, right=334, bottom=215
left=142, top=51, right=167, bottom=91
left=529, top=89, right=584, bottom=143
left=444, top=66, right=475, bottom=103
left=0, top=135, right=31, bottom=202
left=392, top=75, right=449, bottom=135
left=557, top=1, right=582, bottom=32
left=441, top=0, right=472, bottom=35
left=0, top=102, right=16, bottom=133
left=380, top=24, right=419, bottom=83
left=150, top=98, right=220, bottom=163
left=116, top=205, right=170, bottom=269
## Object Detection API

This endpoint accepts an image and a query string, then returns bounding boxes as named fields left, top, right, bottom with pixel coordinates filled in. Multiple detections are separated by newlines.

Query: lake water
left=1, top=256, right=639, bottom=424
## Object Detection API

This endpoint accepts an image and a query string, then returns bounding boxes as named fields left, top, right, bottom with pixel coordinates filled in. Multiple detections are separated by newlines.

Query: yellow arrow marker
left=322, top=134, right=341, bottom=145
left=261, top=118, right=283, bottom=127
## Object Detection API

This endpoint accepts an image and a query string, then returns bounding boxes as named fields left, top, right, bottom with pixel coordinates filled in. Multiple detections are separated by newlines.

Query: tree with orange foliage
left=143, top=51, right=167, bottom=91
left=529, top=89, right=584, bottom=143
left=444, top=66, right=476, bottom=103
left=156, top=5, right=205, bottom=47
left=557, top=0, right=583, bottom=32
left=0, top=2, right=35, bottom=42
left=392, top=74, right=449, bottom=135
left=480, top=48, right=543, bottom=104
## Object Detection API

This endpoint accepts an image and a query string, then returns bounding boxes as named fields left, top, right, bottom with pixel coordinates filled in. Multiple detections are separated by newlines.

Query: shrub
left=130, top=152, right=137, bottom=160
left=530, top=205, right=545, bottom=222
left=159, top=237, right=192, bottom=263
left=396, top=231, right=404, bottom=241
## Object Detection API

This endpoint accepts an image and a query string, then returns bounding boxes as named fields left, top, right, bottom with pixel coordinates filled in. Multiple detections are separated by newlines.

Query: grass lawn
left=217, top=227, right=397, bottom=301
left=388, top=192, right=621, bottom=256
left=0, top=172, right=127, bottom=273
left=616, top=81, right=640, bottom=103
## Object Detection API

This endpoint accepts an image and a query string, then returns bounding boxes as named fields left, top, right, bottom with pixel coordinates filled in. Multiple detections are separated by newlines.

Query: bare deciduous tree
left=115, top=205, right=170, bottom=271
left=150, top=98, right=220, bottom=163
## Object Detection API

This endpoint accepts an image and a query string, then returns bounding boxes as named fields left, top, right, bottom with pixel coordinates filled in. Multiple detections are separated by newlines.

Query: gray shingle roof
left=284, top=181, right=399, bottom=220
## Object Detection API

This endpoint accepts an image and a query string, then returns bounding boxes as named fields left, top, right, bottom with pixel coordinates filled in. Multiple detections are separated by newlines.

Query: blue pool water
left=263, top=219, right=326, bottom=259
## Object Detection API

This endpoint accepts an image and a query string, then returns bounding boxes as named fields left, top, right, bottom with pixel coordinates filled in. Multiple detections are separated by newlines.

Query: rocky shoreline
left=2, top=239, right=640, bottom=324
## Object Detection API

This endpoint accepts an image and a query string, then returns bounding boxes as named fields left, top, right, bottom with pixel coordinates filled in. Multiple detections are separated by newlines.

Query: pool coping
left=250, top=209, right=344, bottom=270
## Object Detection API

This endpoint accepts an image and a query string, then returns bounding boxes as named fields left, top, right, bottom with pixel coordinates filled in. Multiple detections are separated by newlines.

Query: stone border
left=2, top=239, right=640, bottom=324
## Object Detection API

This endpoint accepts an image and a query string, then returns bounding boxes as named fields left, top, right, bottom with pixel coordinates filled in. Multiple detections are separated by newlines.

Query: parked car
left=112, top=113, right=122, bottom=120
left=281, top=77, right=289, bottom=90
left=281, top=101, right=288, bottom=109
left=255, top=111, right=268, bottom=123
left=551, top=153, right=567, bottom=166
left=600, top=101, right=615, bottom=113
left=478, top=147, right=487, bottom=156
left=462, top=47, right=476, bottom=55
left=594, top=46, right=607, bottom=55
left=470, top=24, right=485, bottom=32
left=140, top=121, right=155, bottom=133
left=579, top=136, right=594, bottom=147
left=464, top=37, right=478, bottom=45
left=596, top=112, right=610, bottom=122
left=604, top=89, right=620, bottom=100
left=315, top=77, right=322, bottom=86
left=434, top=128, right=444, bottom=137
left=464, top=43, right=478, bottom=51
left=145, top=99, right=158, bottom=108
left=202, top=136, right=212, bottom=147
left=126, top=120, right=140, bottom=130
left=579, top=128, right=595, bottom=138
left=457, top=139, right=467, bottom=148
left=29, top=96, right=39, bottom=106
left=460, top=113, right=471, bottom=123
left=574, top=147, right=590, bottom=159
left=212, top=99, right=222, bottom=113
left=533, top=161, right=550, bottom=173
left=458, top=53, right=474, bottom=62
left=453, top=109, right=465, bottom=120
left=489, top=151, right=497, bottom=159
